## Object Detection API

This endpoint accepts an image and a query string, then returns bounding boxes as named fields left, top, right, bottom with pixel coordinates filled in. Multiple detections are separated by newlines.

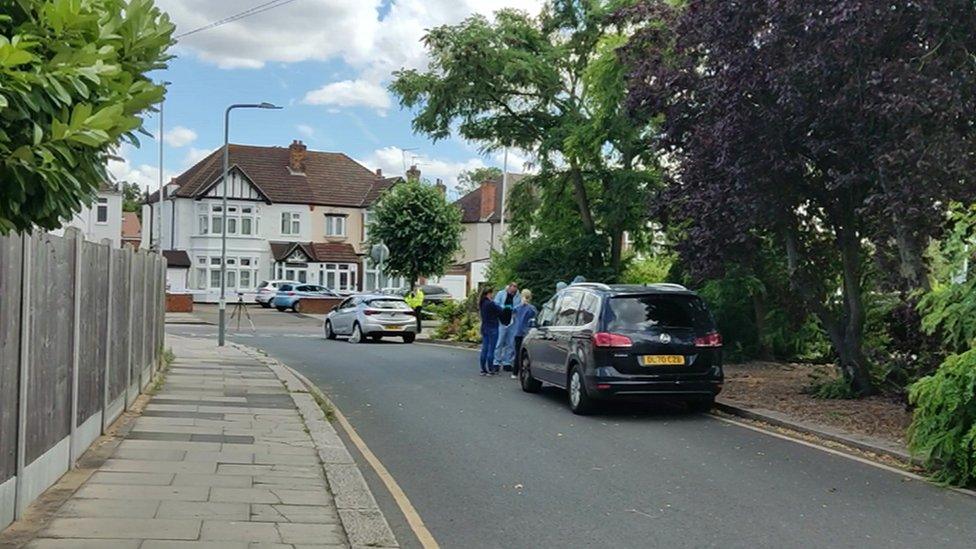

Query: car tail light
left=695, top=332, right=723, bottom=347
left=592, top=332, right=632, bottom=348
left=287, top=291, right=295, bottom=296
left=364, top=309, right=380, bottom=315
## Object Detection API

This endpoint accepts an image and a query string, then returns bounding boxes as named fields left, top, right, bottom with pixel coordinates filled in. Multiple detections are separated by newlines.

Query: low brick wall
left=294, top=296, right=343, bottom=314
left=166, top=293, right=194, bottom=313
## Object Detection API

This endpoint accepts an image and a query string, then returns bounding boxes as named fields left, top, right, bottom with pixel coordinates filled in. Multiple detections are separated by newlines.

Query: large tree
left=455, top=166, right=502, bottom=195
left=0, top=0, right=173, bottom=233
left=368, top=181, right=463, bottom=290
left=621, top=0, right=976, bottom=394
left=390, top=0, right=658, bottom=275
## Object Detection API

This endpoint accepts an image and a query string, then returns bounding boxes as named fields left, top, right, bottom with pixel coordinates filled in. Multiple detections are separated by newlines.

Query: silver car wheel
left=349, top=323, right=362, bottom=344
left=569, top=371, right=582, bottom=408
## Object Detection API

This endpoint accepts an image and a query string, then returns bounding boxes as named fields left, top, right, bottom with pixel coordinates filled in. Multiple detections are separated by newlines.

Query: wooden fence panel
left=0, top=236, right=22, bottom=484
left=76, top=241, right=109, bottom=424
left=25, top=234, right=73, bottom=463
left=108, top=250, right=130, bottom=400
left=130, top=253, right=146, bottom=377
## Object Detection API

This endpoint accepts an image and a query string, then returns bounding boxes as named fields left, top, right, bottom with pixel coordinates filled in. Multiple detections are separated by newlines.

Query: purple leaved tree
left=620, top=0, right=976, bottom=394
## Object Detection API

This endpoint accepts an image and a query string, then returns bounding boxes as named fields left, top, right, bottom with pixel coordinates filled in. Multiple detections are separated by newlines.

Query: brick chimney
left=289, top=140, right=307, bottom=173
left=435, top=178, right=446, bottom=196
left=375, top=168, right=383, bottom=177
left=406, top=164, right=421, bottom=182
left=480, top=180, right=497, bottom=221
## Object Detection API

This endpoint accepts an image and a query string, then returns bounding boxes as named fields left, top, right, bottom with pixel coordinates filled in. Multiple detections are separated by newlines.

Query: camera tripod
left=229, top=293, right=255, bottom=332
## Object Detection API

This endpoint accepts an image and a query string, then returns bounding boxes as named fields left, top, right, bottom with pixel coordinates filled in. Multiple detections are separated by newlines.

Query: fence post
left=14, top=232, right=33, bottom=518
left=126, top=250, right=134, bottom=407
left=68, top=228, right=82, bottom=465
left=101, top=240, right=114, bottom=434
left=139, top=252, right=147, bottom=391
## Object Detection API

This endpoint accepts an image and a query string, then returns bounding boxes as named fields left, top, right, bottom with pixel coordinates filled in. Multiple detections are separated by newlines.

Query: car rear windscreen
left=367, top=299, right=411, bottom=310
left=607, top=295, right=713, bottom=331
left=257, top=281, right=269, bottom=289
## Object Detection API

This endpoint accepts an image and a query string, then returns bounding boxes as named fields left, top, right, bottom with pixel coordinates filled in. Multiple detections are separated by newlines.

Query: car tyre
left=293, top=300, right=303, bottom=313
left=687, top=395, right=715, bottom=414
left=519, top=352, right=542, bottom=393
left=348, top=323, right=363, bottom=344
left=324, top=321, right=336, bottom=340
left=402, top=333, right=416, bottom=344
left=259, top=301, right=271, bottom=308
left=568, top=365, right=596, bottom=415
left=275, top=305, right=287, bottom=312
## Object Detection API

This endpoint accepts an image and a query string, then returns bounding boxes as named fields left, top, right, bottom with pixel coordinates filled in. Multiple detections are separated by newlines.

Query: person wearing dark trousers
left=478, top=287, right=503, bottom=376
left=511, top=289, right=537, bottom=379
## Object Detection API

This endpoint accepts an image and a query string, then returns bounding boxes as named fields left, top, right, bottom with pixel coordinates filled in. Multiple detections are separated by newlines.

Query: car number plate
left=641, top=355, right=685, bottom=366
left=384, top=325, right=404, bottom=331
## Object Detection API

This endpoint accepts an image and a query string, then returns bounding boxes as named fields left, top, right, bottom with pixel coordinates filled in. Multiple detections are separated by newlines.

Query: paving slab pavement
left=4, top=335, right=397, bottom=549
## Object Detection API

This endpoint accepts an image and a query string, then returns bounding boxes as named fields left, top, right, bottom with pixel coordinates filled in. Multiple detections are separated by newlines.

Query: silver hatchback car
left=324, top=295, right=417, bottom=344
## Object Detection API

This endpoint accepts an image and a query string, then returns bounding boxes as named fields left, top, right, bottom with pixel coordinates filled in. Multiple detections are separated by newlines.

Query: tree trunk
left=752, top=291, right=773, bottom=360
left=609, top=229, right=624, bottom=276
left=568, top=166, right=596, bottom=234
left=836, top=222, right=875, bottom=395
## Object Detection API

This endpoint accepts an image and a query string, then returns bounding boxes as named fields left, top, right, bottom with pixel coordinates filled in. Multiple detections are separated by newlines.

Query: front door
left=545, top=289, right=585, bottom=387
left=332, top=297, right=357, bottom=334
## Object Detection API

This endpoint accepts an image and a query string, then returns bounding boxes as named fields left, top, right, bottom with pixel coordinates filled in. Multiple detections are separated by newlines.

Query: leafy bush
left=429, top=295, right=481, bottom=343
left=908, top=349, right=976, bottom=486
left=804, top=375, right=858, bottom=400
left=0, top=0, right=174, bottom=233
left=621, top=254, right=674, bottom=284
left=919, top=279, right=976, bottom=354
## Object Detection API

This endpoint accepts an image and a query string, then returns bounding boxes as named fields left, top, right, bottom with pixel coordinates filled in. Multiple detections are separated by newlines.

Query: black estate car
left=518, top=283, right=723, bottom=414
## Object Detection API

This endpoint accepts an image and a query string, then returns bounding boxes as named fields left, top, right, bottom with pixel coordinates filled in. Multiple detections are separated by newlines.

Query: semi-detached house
left=146, top=140, right=401, bottom=302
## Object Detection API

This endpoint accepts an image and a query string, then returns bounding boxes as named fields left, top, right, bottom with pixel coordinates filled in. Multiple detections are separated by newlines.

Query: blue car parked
left=272, top=284, right=338, bottom=312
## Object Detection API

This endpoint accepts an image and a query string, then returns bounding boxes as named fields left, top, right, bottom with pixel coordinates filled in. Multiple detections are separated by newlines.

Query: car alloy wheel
left=349, top=323, right=363, bottom=344
left=519, top=354, right=541, bottom=393
left=569, top=370, right=582, bottom=408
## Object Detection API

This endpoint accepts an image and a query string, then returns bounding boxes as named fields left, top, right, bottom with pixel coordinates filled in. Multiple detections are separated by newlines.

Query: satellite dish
left=370, top=243, right=390, bottom=264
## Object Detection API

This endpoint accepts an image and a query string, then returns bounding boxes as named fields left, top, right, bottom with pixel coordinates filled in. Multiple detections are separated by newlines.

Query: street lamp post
left=156, top=81, right=171, bottom=256
left=218, top=102, right=282, bottom=346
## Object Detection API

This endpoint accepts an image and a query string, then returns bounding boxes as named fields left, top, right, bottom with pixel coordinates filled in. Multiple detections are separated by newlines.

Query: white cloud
left=160, top=0, right=544, bottom=77
left=303, top=80, right=391, bottom=114
left=163, top=126, right=197, bottom=147
left=356, top=146, right=487, bottom=197
left=107, top=146, right=178, bottom=193
left=296, top=124, right=315, bottom=138
left=183, top=147, right=212, bottom=167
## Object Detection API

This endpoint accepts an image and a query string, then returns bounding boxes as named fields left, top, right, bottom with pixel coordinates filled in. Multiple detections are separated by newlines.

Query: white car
left=255, top=279, right=300, bottom=308
left=324, top=295, right=417, bottom=343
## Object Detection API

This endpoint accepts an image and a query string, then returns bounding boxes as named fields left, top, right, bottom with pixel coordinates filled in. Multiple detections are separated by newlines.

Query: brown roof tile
left=166, top=144, right=390, bottom=207
left=269, top=241, right=360, bottom=264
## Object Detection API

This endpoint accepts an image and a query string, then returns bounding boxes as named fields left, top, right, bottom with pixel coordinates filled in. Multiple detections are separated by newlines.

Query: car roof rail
left=569, top=282, right=611, bottom=290
left=646, top=282, right=689, bottom=291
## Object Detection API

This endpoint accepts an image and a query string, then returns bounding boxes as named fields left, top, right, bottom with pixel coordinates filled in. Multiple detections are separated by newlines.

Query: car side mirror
left=528, top=318, right=537, bottom=328
left=540, top=318, right=551, bottom=328
left=330, top=306, right=337, bottom=312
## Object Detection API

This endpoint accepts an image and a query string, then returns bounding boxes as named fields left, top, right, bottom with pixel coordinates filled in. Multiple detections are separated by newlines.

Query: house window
left=363, top=257, right=404, bottom=292
left=324, top=215, right=346, bottom=237
left=281, top=212, right=301, bottom=235
left=362, top=210, right=371, bottom=242
left=96, top=197, right=109, bottom=224
left=197, top=255, right=259, bottom=291
left=241, top=206, right=254, bottom=235
left=319, top=262, right=358, bottom=292
left=198, top=203, right=257, bottom=236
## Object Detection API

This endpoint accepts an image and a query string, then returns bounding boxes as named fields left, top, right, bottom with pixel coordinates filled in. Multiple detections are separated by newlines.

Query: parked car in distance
left=324, top=295, right=417, bottom=344
left=518, top=282, right=723, bottom=415
left=255, top=279, right=300, bottom=308
left=272, top=284, right=338, bottom=312
left=379, top=284, right=453, bottom=306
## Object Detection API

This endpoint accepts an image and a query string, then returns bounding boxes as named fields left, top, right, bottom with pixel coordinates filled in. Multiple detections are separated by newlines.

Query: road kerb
left=232, top=343, right=412, bottom=548
left=713, top=401, right=920, bottom=466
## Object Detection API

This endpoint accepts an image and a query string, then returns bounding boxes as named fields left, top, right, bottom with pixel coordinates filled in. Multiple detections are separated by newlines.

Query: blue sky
left=111, top=0, right=540, bottom=200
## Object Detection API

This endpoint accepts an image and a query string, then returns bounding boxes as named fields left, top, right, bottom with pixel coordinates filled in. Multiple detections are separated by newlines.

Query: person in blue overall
left=511, top=289, right=538, bottom=379
left=478, top=287, right=503, bottom=376
left=493, top=282, right=522, bottom=372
